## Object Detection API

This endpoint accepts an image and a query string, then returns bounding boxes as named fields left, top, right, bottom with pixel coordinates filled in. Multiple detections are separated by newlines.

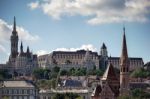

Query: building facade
left=38, top=44, right=143, bottom=71
left=0, top=80, right=38, bottom=99
left=38, top=50, right=100, bottom=70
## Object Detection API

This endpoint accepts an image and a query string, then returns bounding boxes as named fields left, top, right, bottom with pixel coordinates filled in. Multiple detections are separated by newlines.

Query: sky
left=0, top=0, right=150, bottom=64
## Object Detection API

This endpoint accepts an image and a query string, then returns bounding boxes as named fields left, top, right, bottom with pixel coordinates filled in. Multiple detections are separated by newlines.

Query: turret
left=100, top=43, right=108, bottom=57
left=20, top=41, right=23, bottom=53
left=27, top=46, right=30, bottom=53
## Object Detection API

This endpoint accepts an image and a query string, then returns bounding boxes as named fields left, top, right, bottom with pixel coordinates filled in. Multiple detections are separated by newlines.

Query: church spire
left=13, top=16, right=16, bottom=32
left=20, top=41, right=23, bottom=53
left=120, top=26, right=130, bottom=96
left=10, top=16, right=19, bottom=58
left=27, top=46, right=30, bottom=53
left=120, top=26, right=128, bottom=65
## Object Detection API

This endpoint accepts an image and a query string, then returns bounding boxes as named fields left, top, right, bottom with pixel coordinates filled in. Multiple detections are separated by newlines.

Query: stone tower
left=9, top=16, right=19, bottom=67
left=100, top=43, right=108, bottom=70
left=10, top=16, right=19, bottom=58
left=120, top=27, right=130, bottom=96
left=100, top=43, right=108, bottom=57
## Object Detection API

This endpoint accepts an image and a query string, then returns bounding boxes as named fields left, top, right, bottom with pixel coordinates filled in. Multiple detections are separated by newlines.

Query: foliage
left=2, top=96, right=9, bottom=99
left=33, top=68, right=51, bottom=79
left=60, top=69, right=68, bottom=76
left=118, top=95, right=130, bottom=99
left=53, top=66, right=60, bottom=73
left=60, top=67, right=104, bottom=76
left=131, top=88, right=150, bottom=99
left=0, top=69, right=12, bottom=80
left=36, top=78, right=57, bottom=89
left=130, top=68, right=150, bottom=78
left=52, top=93, right=81, bottom=99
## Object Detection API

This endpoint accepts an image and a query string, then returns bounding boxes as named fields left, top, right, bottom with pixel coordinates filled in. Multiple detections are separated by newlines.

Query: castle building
left=38, top=44, right=143, bottom=71
left=38, top=50, right=100, bottom=70
left=6, top=17, right=38, bottom=76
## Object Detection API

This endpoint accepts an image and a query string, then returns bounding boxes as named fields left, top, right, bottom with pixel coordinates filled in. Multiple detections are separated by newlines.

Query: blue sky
left=0, top=0, right=150, bottom=63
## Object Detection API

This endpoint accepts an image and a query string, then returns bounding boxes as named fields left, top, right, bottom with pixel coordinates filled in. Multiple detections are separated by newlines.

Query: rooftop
left=3, top=80, right=35, bottom=88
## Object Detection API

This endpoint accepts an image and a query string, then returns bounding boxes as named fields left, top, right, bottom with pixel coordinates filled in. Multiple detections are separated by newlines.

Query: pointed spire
left=101, top=43, right=106, bottom=49
left=120, top=27, right=128, bottom=65
left=27, top=46, right=30, bottom=53
left=13, top=16, right=16, bottom=32
left=20, top=41, right=23, bottom=53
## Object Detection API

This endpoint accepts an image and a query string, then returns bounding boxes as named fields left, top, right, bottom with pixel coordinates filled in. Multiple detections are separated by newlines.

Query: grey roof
left=3, top=80, right=35, bottom=88
left=101, top=43, right=107, bottom=49
left=63, top=79, right=82, bottom=87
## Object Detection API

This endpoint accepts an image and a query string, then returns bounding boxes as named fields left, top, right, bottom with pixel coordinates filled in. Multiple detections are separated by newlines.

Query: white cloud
left=28, top=0, right=150, bottom=24
left=36, top=44, right=97, bottom=56
left=0, top=18, right=40, bottom=62
left=28, top=1, right=39, bottom=10
left=36, top=50, right=49, bottom=56
left=0, top=44, right=6, bottom=53
left=55, top=44, right=97, bottom=52
left=0, top=19, right=39, bottom=45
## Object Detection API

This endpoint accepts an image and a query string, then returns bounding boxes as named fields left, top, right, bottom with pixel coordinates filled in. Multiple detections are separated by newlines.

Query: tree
left=52, top=93, right=80, bottom=99
left=118, top=95, right=130, bottom=99
left=130, top=68, right=150, bottom=78
left=131, top=88, right=150, bottom=99
left=53, top=66, right=60, bottom=73
left=96, top=69, right=104, bottom=76
left=60, top=69, right=68, bottom=76
left=33, top=68, right=51, bottom=79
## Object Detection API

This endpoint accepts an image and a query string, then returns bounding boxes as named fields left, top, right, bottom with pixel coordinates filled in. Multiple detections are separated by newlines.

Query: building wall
left=108, top=57, right=143, bottom=71
left=1, top=87, right=37, bottom=99
left=38, top=50, right=99, bottom=69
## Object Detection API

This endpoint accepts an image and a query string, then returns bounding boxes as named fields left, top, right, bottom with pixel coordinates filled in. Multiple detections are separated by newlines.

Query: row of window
left=53, top=54, right=98, bottom=60
left=2, top=89, right=35, bottom=95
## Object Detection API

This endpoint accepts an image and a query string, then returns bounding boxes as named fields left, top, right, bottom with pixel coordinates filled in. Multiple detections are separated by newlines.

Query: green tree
left=2, top=96, right=9, bottom=99
left=60, top=69, right=68, bottom=76
left=118, top=95, right=130, bottom=99
left=96, top=69, right=104, bottom=76
left=53, top=66, right=60, bottom=73
left=131, top=68, right=150, bottom=78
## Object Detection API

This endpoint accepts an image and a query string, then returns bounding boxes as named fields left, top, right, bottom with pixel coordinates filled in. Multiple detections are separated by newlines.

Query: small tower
left=100, top=43, right=108, bottom=70
left=27, top=46, right=30, bottom=53
left=10, top=16, right=19, bottom=58
left=100, top=43, right=108, bottom=57
left=20, top=41, right=23, bottom=54
left=120, top=27, right=130, bottom=96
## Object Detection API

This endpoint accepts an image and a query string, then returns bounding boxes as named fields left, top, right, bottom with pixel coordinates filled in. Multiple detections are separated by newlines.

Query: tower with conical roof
left=100, top=43, right=107, bottom=57
left=10, top=16, right=19, bottom=58
left=120, top=27, right=130, bottom=96
left=100, top=43, right=108, bottom=70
